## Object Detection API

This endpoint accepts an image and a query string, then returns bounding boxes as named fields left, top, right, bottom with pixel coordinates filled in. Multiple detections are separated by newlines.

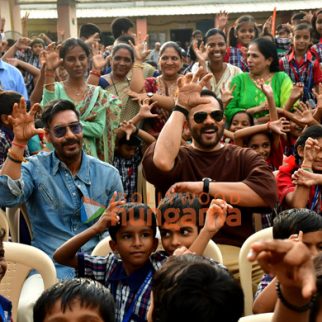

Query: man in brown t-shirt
left=142, top=69, right=278, bottom=280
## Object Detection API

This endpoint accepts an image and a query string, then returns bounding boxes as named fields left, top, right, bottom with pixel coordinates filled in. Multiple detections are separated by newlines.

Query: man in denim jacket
left=0, top=99, right=123, bottom=322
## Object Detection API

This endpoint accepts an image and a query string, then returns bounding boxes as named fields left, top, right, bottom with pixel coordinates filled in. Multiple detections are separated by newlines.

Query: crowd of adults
left=0, top=8, right=322, bottom=322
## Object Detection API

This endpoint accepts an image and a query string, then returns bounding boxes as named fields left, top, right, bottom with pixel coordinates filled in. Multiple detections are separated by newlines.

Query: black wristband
left=173, top=105, right=189, bottom=118
left=7, top=154, right=22, bottom=164
left=276, top=282, right=316, bottom=313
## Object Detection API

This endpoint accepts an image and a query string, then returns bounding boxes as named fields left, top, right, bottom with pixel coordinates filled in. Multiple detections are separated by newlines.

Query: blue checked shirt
left=0, top=151, right=123, bottom=279
left=77, top=251, right=167, bottom=322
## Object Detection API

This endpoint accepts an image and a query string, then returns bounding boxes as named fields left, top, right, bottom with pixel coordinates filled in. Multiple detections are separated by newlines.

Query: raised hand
left=290, top=82, right=304, bottom=101
left=215, top=10, right=229, bottom=30
left=269, top=117, right=290, bottom=136
left=127, top=89, right=147, bottom=101
left=292, top=168, right=322, bottom=187
left=130, top=35, right=151, bottom=62
left=91, top=43, right=109, bottom=70
left=14, top=37, right=31, bottom=51
left=302, top=137, right=321, bottom=168
left=176, top=68, right=213, bottom=110
left=84, top=32, right=100, bottom=46
left=119, top=121, right=136, bottom=140
left=8, top=98, right=44, bottom=145
left=92, top=192, right=125, bottom=233
left=248, top=239, right=316, bottom=299
left=192, top=39, right=207, bottom=63
left=255, top=79, right=274, bottom=99
left=42, top=43, right=62, bottom=71
left=263, top=15, right=272, bottom=33
left=138, top=98, right=158, bottom=119
left=220, top=83, right=236, bottom=106
left=294, top=101, right=317, bottom=125
left=204, top=199, right=231, bottom=235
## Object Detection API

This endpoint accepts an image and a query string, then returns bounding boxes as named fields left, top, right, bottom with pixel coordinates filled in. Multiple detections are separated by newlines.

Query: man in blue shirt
left=0, top=34, right=28, bottom=100
left=0, top=98, right=123, bottom=322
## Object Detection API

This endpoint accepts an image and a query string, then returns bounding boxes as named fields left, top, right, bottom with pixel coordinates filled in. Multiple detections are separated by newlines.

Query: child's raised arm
left=53, top=193, right=124, bottom=268
left=189, top=199, right=230, bottom=255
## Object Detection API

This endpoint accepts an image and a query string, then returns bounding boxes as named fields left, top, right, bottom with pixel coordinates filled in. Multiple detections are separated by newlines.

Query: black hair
left=293, top=22, right=313, bottom=38
left=41, top=100, right=80, bottom=128
left=294, top=125, right=322, bottom=164
left=192, top=30, right=203, bottom=38
left=200, top=89, right=224, bottom=111
left=204, top=28, right=227, bottom=44
left=30, top=38, right=45, bottom=48
left=157, top=193, right=206, bottom=230
left=79, top=23, right=101, bottom=39
left=115, top=34, right=136, bottom=46
left=312, top=9, right=322, bottom=41
left=250, top=38, right=280, bottom=72
left=111, top=18, right=134, bottom=40
left=118, top=134, right=141, bottom=147
left=108, top=203, right=157, bottom=241
left=0, top=91, right=22, bottom=118
left=273, top=209, right=322, bottom=239
left=112, top=43, right=135, bottom=63
left=291, top=11, right=309, bottom=25
left=276, top=24, right=292, bottom=34
left=152, top=254, right=244, bottom=322
left=229, top=110, right=254, bottom=128
left=160, top=41, right=183, bottom=59
left=228, top=15, right=258, bottom=47
left=59, top=38, right=91, bottom=59
left=33, top=278, right=115, bottom=322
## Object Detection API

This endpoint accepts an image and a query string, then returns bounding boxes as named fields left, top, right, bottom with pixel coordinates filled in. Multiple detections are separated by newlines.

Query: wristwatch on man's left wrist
left=202, top=178, right=213, bottom=194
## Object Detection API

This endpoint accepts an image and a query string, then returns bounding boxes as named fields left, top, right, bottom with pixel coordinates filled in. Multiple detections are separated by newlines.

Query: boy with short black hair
left=33, top=278, right=115, bottom=322
left=111, top=18, right=135, bottom=40
left=54, top=195, right=228, bottom=322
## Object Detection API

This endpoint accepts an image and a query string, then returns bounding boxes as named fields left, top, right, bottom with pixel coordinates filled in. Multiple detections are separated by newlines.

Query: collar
left=109, top=260, right=153, bottom=292
left=288, top=50, right=313, bottom=64
left=51, top=151, right=91, bottom=185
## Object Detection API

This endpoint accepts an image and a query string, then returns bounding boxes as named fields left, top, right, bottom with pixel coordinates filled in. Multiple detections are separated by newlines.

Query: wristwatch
left=147, top=92, right=154, bottom=98
left=202, top=178, right=213, bottom=194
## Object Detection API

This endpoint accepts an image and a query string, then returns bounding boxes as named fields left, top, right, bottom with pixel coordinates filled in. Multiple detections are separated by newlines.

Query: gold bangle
left=133, top=63, right=144, bottom=69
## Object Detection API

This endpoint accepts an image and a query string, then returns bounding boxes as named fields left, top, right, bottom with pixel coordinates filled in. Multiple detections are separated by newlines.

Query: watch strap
left=173, top=105, right=189, bottom=118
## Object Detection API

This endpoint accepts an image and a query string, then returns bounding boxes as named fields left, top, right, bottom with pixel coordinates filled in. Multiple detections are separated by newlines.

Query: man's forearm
left=153, top=110, right=186, bottom=172
left=209, top=182, right=268, bottom=207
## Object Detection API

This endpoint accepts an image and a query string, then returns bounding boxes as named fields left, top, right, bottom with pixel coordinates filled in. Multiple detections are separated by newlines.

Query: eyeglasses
left=193, top=110, right=224, bottom=124
left=51, top=122, right=82, bottom=138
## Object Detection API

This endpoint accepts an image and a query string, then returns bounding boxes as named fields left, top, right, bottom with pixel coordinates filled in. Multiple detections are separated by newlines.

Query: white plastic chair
left=238, top=227, right=273, bottom=316
left=0, top=242, right=57, bottom=320
left=238, top=313, right=273, bottom=322
left=0, top=208, right=9, bottom=241
left=92, top=236, right=223, bottom=264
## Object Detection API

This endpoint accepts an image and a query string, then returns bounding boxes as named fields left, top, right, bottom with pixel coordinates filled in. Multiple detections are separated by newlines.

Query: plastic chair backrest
left=239, top=227, right=273, bottom=316
left=0, top=209, right=9, bottom=241
left=0, top=242, right=57, bottom=320
left=91, top=236, right=223, bottom=264
left=6, top=205, right=32, bottom=243
left=238, top=313, right=273, bottom=322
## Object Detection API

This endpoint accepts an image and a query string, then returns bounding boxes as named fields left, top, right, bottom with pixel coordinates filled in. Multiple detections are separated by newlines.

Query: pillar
left=136, top=17, right=147, bottom=40
left=0, top=0, right=22, bottom=35
left=57, top=0, right=77, bottom=41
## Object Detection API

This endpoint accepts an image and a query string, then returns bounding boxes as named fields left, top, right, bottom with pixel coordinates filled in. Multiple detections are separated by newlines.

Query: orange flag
left=271, top=6, right=277, bottom=36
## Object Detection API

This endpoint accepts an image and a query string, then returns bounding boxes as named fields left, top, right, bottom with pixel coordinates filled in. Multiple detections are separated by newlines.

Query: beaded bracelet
left=276, top=282, right=316, bottom=312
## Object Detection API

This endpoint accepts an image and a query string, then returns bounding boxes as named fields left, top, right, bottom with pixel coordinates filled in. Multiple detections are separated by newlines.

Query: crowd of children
left=1, top=7, right=322, bottom=322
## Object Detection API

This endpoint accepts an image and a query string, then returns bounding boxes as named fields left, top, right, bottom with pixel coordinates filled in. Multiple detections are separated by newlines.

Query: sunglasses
left=193, top=110, right=224, bottom=124
left=51, top=122, right=82, bottom=138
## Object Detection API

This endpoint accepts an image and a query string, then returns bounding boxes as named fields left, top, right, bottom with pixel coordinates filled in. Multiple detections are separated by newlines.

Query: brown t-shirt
left=142, top=143, right=278, bottom=247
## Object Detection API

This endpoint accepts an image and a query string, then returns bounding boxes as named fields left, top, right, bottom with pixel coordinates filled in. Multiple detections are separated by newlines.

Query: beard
left=190, top=124, right=224, bottom=150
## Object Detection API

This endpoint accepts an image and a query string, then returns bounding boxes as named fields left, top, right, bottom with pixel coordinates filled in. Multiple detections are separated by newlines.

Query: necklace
left=249, top=72, right=272, bottom=83
left=64, top=81, right=88, bottom=97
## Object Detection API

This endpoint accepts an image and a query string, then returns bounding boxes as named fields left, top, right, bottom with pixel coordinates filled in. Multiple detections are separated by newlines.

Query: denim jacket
left=0, top=151, right=123, bottom=279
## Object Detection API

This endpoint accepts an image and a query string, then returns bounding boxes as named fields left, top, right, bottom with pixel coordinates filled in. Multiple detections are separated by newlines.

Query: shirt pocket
left=38, top=183, right=59, bottom=209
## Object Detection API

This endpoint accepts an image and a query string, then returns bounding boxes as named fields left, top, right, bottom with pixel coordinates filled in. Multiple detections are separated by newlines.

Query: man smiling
left=143, top=69, right=277, bottom=279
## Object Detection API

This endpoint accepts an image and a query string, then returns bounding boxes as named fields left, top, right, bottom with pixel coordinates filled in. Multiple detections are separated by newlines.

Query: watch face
left=147, top=92, right=154, bottom=98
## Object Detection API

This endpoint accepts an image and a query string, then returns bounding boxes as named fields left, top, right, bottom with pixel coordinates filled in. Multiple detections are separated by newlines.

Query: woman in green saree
left=41, top=38, right=121, bottom=163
